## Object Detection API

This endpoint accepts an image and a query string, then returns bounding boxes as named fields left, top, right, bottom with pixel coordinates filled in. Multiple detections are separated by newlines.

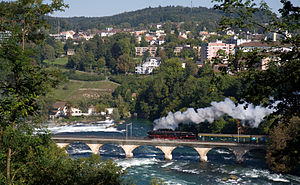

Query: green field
left=44, top=57, right=68, bottom=66
left=50, top=80, right=120, bottom=103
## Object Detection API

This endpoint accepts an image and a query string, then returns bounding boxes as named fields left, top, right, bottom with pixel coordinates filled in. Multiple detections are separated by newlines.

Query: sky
left=50, top=0, right=300, bottom=17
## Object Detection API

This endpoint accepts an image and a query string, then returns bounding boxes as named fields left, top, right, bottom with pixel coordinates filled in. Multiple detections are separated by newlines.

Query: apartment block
left=135, top=47, right=157, bottom=57
left=201, top=40, right=235, bottom=62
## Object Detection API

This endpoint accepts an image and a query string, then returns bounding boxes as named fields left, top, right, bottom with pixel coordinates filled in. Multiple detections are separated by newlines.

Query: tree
left=115, top=54, right=135, bottom=74
left=41, top=44, right=55, bottom=61
left=54, top=40, right=65, bottom=57
left=111, top=108, right=120, bottom=122
left=266, top=116, right=300, bottom=173
left=140, top=35, right=148, bottom=47
left=0, top=1, right=65, bottom=184
left=96, top=57, right=106, bottom=71
left=0, top=1, right=131, bottom=184
left=212, top=0, right=300, bottom=172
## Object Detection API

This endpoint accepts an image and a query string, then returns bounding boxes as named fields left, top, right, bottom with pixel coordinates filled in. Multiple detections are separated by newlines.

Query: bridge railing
left=51, top=134, right=265, bottom=145
left=52, top=134, right=146, bottom=140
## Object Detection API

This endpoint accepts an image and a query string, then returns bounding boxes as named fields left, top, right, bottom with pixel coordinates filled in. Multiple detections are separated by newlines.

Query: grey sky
left=50, top=0, right=300, bottom=17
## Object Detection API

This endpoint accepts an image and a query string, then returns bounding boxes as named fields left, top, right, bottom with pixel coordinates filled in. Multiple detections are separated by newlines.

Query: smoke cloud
left=153, top=98, right=275, bottom=130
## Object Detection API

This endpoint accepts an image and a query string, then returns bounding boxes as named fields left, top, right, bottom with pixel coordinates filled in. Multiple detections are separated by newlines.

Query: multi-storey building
left=135, top=47, right=157, bottom=57
left=201, top=40, right=235, bottom=62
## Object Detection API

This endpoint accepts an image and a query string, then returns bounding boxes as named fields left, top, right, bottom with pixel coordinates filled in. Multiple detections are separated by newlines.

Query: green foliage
left=150, top=177, right=167, bottom=185
left=41, top=44, right=55, bottom=61
left=135, top=59, right=241, bottom=120
left=0, top=1, right=129, bottom=185
left=140, top=35, right=148, bottom=47
left=111, top=108, right=121, bottom=122
left=54, top=40, right=65, bottom=58
left=46, top=6, right=223, bottom=31
left=212, top=0, right=300, bottom=172
left=266, top=116, right=300, bottom=173
left=0, top=129, right=130, bottom=185
left=116, top=54, right=135, bottom=74
left=65, top=33, right=137, bottom=74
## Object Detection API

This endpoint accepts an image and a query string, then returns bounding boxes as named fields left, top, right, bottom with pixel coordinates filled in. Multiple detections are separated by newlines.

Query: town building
left=135, top=57, right=161, bottom=74
left=60, top=30, right=75, bottom=40
left=200, top=40, right=235, bottom=62
left=49, top=102, right=97, bottom=119
left=135, top=47, right=157, bottom=57
left=67, top=49, right=75, bottom=56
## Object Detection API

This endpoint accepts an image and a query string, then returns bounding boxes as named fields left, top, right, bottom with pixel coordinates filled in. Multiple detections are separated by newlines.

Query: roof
left=146, top=57, right=161, bottom=62
left=52, top=102, right=67, bottom=109
left=240, top=41, right=290, bottom=48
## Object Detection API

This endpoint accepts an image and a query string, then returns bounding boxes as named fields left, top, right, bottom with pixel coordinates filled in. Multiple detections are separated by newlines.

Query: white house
left=105, top=108, right=114, bottom=115
left=135, top=57, right=161, bottom=74
left=49, top=102, right=96, bottom=119
left=60, top=30, right=75, bottom=40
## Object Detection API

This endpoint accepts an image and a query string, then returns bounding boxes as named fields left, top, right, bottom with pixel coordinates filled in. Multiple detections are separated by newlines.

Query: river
left=48, top=119, right=300, bottom=185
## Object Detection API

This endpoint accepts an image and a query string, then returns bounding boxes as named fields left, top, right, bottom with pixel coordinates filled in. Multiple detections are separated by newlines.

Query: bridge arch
left=65, top=142, right=93, bottom=156
left=172, top=146, right=201, bottom=161
left=207, top=147, right=237, bottom=163
left=99, top=143, right=126, bottom=158
left=132, top=145, right=165, bottom=159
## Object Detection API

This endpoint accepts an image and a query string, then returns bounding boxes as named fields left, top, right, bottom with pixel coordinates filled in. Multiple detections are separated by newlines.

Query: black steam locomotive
left=146, top=129, right=197, bottom=140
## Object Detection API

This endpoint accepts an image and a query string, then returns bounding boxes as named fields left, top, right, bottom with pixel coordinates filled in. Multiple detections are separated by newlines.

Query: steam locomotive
left=146, top=130, right=197, bottom=140
left=146, top=130, right=267, bottom=144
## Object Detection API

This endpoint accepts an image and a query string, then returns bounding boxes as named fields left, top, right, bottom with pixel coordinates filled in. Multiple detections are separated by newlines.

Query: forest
left=45, top=5, right=273, bottom=32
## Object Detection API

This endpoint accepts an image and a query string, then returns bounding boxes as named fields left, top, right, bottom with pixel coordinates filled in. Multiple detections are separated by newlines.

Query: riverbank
left=46, top=116, right=126, bottom=128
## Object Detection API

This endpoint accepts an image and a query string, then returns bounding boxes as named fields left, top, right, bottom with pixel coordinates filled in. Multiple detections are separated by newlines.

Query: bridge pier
left=194, top=148, right=212, bottom=162
left=156, top=146, right=175, bottom=160
left=56, top=143, right=70, bottom=149
left=86, top=144, right=103, bottom=154
left=120, top=145, right=139, bottom=158
left=231, top=148, right=248, bottom=163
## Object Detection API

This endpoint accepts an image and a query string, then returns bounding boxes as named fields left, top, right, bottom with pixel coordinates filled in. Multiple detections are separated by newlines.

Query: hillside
left=46, top=6, right=223, bottom=31
left=51, top=80, right=120, bottom=103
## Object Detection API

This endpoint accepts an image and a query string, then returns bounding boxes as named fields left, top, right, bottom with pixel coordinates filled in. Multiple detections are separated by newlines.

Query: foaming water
left=116, top=158, right=299, bottom=185
left=47, top=123, right=124, bottom=134
left=116, top=158, right=159, bottom=170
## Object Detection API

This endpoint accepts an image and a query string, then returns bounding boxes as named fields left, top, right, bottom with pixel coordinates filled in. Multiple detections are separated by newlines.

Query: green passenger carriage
left=197, top=133, right=267, bottom=144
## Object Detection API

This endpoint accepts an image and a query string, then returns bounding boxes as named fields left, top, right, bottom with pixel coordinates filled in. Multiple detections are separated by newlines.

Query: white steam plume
left=153, top=98, right=275, bottom=130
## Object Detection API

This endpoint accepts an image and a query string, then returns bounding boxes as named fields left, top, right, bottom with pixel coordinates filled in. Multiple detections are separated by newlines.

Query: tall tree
left=115, top=54, right=135, bottom=74
left=0, top=1, right=67, bottom=184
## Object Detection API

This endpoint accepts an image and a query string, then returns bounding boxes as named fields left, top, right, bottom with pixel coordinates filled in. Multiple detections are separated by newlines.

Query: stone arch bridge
left=52, top=136, right=265, bottom=163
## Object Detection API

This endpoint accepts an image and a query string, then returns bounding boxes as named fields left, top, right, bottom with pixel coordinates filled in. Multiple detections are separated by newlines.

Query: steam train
left=146, top=130, right=197, bottom=140
left=146, top=130, right=267, bottom=144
